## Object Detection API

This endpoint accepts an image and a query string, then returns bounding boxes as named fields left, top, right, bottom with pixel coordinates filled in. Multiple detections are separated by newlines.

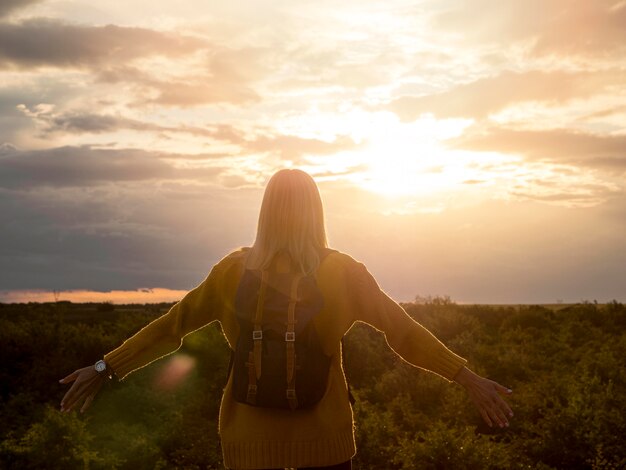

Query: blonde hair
left=247, top=169, right=328, bottom=275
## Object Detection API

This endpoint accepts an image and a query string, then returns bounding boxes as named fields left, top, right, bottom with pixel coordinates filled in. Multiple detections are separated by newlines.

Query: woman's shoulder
left=321, top=248, right=368, bottom=273
left=318, top=249, right=380, bottom=298
left=213, top=246, right=251, bottom=271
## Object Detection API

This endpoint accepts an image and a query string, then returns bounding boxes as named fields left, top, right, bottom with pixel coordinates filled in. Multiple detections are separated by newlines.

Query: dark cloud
left=0, top=142, right=18, bottom=154
left=433, top=0, right=626, bottom=58
left=0, top=144, right=257, bottom=289
left=450, top=126, right=626, bottom=171
left=0, top=18, right=205, bottom=68
left=0, top=137, right=357, bottom=192
left=387, top=70, right=623, bottom=120
left=0, top=76, right=86, bottom=142
left=17, top=106, right=196, bottom=138
left=18, top=104, right=245, bottom=139
left=0, top=0, right=41, bottom=18
left=17, top=107, right=360, bottom=161
left=0, top=145, right=230, bottom=189
left=30, top=110, right=165, bottom=135
left=0, top=172, right=259, bottom=291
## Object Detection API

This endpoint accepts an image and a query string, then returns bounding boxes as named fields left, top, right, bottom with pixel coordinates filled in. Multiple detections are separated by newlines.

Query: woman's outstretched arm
left=58, top=249, right=245, bottom=413
left=346, top=256, right=513, bottom=428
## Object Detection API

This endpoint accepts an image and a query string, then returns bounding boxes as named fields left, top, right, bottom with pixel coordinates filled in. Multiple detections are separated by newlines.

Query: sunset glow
left=1, top=0, right=624, bottom=303
left=0, top=288, right=189, bottom=304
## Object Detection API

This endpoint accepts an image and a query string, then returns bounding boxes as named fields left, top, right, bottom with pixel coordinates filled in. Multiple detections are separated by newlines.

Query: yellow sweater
left=104, top=248, right=467, bottom=469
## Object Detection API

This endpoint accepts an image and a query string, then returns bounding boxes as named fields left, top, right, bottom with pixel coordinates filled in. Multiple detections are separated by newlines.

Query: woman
left=60, top=169, right=513, bottom=470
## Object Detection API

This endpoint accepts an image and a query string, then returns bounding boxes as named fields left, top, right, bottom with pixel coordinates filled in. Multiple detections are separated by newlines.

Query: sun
left=303, top=112, right=483, bottom=204
left=350, top=114, right=473, bottom=198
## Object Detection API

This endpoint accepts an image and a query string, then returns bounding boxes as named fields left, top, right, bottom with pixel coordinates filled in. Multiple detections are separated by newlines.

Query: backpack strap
left=245, top=351, right=257, bottom=405
left=246, top=270, right=269, bottom=404
left=253, top=270, right=269, bottom=380
left=285, top=272, right=303, bottom=410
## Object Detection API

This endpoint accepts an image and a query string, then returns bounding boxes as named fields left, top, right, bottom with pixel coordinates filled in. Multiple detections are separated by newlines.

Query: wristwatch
left=94, top=359, right=111, bottom=378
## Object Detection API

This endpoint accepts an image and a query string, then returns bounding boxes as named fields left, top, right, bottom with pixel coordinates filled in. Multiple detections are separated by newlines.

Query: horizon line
left=0, top=288, right=621, bottom=306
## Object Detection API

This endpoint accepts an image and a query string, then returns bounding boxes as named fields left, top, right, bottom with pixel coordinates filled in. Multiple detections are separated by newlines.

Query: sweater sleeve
left=104, top=252, right=238, bottom=380
left=348, top=259, right=467, bottom=381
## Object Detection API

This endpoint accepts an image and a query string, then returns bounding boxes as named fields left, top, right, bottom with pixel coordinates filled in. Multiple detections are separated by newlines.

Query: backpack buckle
left=252, top=330, right=263, bottom=340
left=247, top=384, right=258, bottom=405
left=285, top=332, right=295, bottom=342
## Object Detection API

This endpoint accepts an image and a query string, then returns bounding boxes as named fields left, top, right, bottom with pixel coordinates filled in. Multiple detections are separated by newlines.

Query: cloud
left=0, top=135, right=358, bottom=192
left=241, top=132, right=359, bottom=160
left=508, top=188, right=619, bottom=208
left=387, top=70, right=624, bottom=120
left=532, top=0, right=626, bottom=57
left=16, top=106, right=360, bottom=161
left=0, top=0, right=41, bottom=18
left=17, top=105, right=168, bottom=134
left=94, top=52, right=266, bottom=106
left=579, top=105, right=626, bottom=121
left=0, top=142, right=18, bottom=154
left=17, top=103, right=250, bottom=140
left=0, top=155, right=260, bottom=292
left=146, top=78, right=261, bottom=107
left=0, top=145, right=230, bottom=189
left=97, top=68, right=259, bottom=107
left=0, top=18, right=205, bottom=68
left=450, top=126, right=626, bottom=171
left=433, top=0, right=626, bottom=58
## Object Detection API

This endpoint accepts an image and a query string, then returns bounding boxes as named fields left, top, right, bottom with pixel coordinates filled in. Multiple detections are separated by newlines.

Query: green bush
left=1, top=300, right=625, bottom=468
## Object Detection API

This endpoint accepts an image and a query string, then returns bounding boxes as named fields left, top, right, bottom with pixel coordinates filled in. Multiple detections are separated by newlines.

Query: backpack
left=231, top=250, right=334, bottom=410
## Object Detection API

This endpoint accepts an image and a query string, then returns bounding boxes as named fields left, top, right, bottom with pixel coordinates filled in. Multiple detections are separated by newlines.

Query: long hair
left=247, top=169, right=328, bottom=275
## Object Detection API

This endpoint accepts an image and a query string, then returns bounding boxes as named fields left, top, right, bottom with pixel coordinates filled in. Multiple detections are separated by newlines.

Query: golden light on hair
left=247, top=169, right=328, bottom=275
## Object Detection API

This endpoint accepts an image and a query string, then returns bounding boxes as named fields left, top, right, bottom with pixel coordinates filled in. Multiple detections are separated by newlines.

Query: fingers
left=490, top=402, right=510, bottom=428
left=468, top=378, right=514, bottom=428
left=60, top=366, right=102, bottom=412
left=59, top=369, right=80, bottom=384
left=61, top=374, right=89, bottom=410
left=499, top=395, right=514, bottom=419
left=61, top=375, right=99, bottom=412
left=495, top=382, right=513, bottom=395
left=492, top=381, right=514, bottom=419
left=477, top=399, right=507, bottom=428
left=80, top=380, right=103, bottom=413
left=62, top=380, right=93, bottom=412
left=478, top=407, right=493, bottom=428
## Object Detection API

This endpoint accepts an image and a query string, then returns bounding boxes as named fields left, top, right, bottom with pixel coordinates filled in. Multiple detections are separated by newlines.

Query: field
left=1, top=299, right=625, bottom=469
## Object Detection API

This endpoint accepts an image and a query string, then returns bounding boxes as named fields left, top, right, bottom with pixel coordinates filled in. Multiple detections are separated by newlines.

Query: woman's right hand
left=454, top=366, right=513, bottom=428
left=59, top=366, right=105, bottom=413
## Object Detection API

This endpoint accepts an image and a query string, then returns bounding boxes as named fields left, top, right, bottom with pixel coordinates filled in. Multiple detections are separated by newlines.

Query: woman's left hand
left=453, top=366, right=513, bottom=428
left=59, top=366, right=105, bottom=413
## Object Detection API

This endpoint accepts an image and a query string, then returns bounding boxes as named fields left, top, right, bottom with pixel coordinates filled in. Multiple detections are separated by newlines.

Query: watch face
left=95, top=361, right=106, bottom=373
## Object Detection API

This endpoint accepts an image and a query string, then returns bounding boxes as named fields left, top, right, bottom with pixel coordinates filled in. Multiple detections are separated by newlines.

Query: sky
left=0, top=0, right=624, bottom=304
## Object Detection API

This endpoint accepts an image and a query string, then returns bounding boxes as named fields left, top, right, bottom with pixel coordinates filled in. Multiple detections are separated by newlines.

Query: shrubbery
left=1, top=300, right=624, bottom=469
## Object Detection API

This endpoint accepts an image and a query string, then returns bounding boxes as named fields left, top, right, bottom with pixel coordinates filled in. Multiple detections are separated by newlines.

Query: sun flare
left=338, top=113, right=475, bottom=197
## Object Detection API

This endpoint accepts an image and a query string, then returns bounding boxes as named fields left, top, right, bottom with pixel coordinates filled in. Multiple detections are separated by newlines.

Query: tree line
left=1, top=299, right=624, bottom=469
